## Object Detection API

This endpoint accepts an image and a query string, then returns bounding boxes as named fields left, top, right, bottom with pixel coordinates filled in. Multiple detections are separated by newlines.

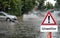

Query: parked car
left=0, top=11, right=17, bottom=21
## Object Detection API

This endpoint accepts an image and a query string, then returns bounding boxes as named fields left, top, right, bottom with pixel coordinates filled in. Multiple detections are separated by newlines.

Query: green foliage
left=0, top=0, right=47, bottom=16
left=0, top=0, right=22, bottom=16
left=55, top=0, right=60, bottom=8
left=38, top=0, right=45, bottom=10
left=57, top=0, right=60, bottom=4
left=21, top=0, right=35, bottom=14
left=46, top=2, right=53, bottom=9
left=0, top=0, right=36, bottom=16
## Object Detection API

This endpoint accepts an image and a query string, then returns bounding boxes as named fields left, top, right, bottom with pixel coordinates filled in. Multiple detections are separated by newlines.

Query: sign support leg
left=47, top=32, right=52, bottom=38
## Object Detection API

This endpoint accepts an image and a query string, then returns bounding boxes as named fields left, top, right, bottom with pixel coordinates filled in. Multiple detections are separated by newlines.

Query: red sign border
left=41, top=11, right=57, bottom=25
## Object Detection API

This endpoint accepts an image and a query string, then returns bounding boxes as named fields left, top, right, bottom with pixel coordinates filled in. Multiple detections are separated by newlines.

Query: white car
left=0, top=11, right=17, bottom=21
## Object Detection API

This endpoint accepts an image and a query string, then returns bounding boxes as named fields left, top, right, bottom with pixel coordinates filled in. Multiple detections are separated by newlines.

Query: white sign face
left=40, top=11, right=58, bottom=32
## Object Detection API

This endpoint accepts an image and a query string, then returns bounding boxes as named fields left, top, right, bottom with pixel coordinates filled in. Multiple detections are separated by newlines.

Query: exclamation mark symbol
left=48, top=16, right=50, bottom=23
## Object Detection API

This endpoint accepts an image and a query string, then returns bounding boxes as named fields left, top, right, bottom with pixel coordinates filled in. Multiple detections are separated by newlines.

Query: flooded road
left=0, top=19, right=40, bottom=38
left=0, top=18, right=60, bottom=38
left=22, top=10, right=60, bottom=38
left=0, top=12, right=60, bottom=38
left=0, top=21, right=18, bottom=38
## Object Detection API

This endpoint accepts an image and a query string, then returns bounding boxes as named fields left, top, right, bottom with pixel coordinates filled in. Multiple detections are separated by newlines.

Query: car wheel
left=6, top=18, right=11, bottom=22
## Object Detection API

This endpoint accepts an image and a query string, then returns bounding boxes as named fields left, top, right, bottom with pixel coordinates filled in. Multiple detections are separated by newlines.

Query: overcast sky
left=44, top=0, right=56, bottom=6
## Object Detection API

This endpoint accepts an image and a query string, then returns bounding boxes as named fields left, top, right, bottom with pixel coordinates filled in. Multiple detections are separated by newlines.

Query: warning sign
left=40, top=11, right=58, bottom=32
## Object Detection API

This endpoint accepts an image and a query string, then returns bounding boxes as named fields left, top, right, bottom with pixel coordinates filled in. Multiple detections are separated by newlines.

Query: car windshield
left=2, top=12, right=8, bottom=15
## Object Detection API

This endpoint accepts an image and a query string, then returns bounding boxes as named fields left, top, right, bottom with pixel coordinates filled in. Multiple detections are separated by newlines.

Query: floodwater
left=0, top=11, right=60, bottom=38
left=0, top=19, right=60, bottom=38
left=0, top=21, right=18, bottom=38
left=23, top=11, right=60, bottom=38
left=0, top=20, right=40, bottom=38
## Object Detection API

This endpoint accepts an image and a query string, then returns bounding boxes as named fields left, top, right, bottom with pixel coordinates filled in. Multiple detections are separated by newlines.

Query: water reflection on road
left=0, top=21, right=18, bottom=38
left=0, top=19, right=42, bottom=38
left=0, top=20, right=60, bottom=38
left=0, top=20, right=39, bottom=38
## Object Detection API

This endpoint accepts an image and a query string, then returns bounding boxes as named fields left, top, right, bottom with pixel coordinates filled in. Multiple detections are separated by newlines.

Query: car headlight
left=14, top=17, right=17, bottom=19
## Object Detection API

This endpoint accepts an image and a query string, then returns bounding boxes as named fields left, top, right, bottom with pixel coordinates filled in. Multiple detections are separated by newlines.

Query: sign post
left=47, top=32, right=52, bottom=38
left=40, top=11, right=58, bottom=38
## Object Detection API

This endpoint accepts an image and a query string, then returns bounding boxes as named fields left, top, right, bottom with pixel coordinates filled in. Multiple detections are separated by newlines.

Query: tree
left=55, top=0, right=60, bottom=8
left=21, top=0, right=35, bottom=14
left=46, top=2, right=53, bottom=9
left=56, top=0, right=60, bottom=5
left=0, top=0, right=45, bottom=16
left=0, top=0, right=21, bottom=16
left=38, top=0, right=45, bottom=10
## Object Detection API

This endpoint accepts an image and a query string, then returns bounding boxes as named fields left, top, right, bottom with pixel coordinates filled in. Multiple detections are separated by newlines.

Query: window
left=0, top=13, right=5, bottom=16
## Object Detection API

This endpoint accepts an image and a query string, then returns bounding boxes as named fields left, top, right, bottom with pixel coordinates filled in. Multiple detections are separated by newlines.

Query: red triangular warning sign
left=41, top=11, right=57, bottom=25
